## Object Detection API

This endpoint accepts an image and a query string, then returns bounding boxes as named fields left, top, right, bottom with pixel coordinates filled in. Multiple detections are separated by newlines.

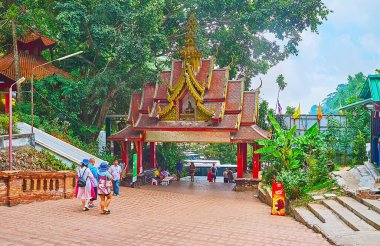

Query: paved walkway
left=0, top=182, right=329, bottom=245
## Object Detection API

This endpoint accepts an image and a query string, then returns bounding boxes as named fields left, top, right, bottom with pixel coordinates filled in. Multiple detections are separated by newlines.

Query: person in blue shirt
left=88, top=158, right=98, bottom=208
left=176, top=160, right=183, bottom=181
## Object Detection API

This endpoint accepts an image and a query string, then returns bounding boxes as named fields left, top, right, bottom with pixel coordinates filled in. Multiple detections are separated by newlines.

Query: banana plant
left=255, top=114, right=303, bottom=171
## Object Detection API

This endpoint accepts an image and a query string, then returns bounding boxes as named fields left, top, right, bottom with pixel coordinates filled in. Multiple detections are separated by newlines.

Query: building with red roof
left=108, top=15, right=268, bottom=179
left=0, top=32, right=70, bottom=112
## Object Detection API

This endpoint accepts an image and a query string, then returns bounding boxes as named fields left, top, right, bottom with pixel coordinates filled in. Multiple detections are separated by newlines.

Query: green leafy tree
left=285, top=106, right=296, bottom=115
left=257, top=99, right=269, bottom=130
left=275, top=74, right=287, bottom=113
left=352, top=130, right=367, bottom=165
left=202, top=144, right=237, bottom=164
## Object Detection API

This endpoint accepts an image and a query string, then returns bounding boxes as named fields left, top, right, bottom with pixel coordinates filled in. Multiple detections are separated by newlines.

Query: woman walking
left=97, top=162, right=113, bottom=214
left=75, top=159, right=95, bottom=211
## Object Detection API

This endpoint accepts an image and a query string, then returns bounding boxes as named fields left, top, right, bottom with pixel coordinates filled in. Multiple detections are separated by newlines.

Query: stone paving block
left=0, top=183, right=329, bottom=245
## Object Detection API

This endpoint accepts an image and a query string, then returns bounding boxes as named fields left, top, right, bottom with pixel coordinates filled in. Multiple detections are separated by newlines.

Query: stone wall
left=234, top=178, right=260, bottom=191
left=0, top=170, right=76, bottom=206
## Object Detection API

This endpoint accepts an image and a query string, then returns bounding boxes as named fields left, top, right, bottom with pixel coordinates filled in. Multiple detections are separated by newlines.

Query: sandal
left=83, top=207, right=89, bottom=211
left=104, top=209, right=110, bottom=214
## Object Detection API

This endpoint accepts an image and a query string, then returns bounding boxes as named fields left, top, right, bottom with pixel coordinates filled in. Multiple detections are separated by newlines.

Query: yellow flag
left=339, top=104, right=344, bottom=116
left=292, top=104, right=301, bottom=119
left=318, top=103, right=323, bottom=121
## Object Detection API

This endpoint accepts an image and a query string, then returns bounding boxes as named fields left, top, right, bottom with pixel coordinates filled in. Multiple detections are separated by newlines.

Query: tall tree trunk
left=96, top=87, right=117, bottom=129
left=11, top=20, right=21, bottom=102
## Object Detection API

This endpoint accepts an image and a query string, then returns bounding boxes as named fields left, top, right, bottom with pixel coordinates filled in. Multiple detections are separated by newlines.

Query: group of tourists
left=222, top=168, right=237, bottom=183
left=75, top=158, right=123, bottom=214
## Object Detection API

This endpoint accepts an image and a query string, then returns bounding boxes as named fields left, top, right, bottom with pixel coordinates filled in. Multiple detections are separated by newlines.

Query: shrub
left=261, top=163, right=281, bottom=185
left=276, top=169, right=308, bottom=200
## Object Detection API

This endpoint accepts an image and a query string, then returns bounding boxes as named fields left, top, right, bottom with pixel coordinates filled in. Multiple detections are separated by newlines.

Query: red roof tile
left=225, top=80, right=243, bottom=113
left=231, top=125, right=269, bottom=142
left=194, top=59, right=211, bottom=85
left=155, top=71, right=171, bottom=101
left=18, top=32, right=56, bottom=47
left=107, top=125, right=142, bottom=141
left=241, top=92, right=256, bottom=125
left=204, top=69, right=227, bottom=101
left=0, top=52, right=70, bottom=82
left=170, top=60, right=183, bottom=88
left=127, top=93, right=142, bottom=124
left=140, top=84, right=155, bottom=113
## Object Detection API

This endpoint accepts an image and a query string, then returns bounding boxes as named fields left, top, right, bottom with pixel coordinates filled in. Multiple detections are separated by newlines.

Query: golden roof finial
left=181, top=14, right=202, bottom=72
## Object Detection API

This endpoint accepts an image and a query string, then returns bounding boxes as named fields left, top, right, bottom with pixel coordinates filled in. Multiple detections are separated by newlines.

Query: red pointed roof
left=109, top=15, right=268, bottom=143
left=0, top=52, right=70, bottom=83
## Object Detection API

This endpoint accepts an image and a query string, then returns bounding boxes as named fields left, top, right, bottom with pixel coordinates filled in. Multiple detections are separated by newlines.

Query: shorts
left=212, top=174, right=216, bottom=179
left=224, top=178, right=228, bottom=183
left=90, top=187, right=98, bottom=201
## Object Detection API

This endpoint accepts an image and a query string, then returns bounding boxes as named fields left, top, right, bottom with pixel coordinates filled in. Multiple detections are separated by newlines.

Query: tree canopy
left=1, top=0, right=330, bottom=133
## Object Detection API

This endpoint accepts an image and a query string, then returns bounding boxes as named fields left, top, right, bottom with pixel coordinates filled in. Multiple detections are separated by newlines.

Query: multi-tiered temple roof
left=109, top=15, right=268, bottom=143
left=0, top=32, right=70, bottom=86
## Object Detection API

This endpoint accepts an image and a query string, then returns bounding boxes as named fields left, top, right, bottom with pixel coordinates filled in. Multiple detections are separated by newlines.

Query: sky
left=257, top=0, right=380, bottom=114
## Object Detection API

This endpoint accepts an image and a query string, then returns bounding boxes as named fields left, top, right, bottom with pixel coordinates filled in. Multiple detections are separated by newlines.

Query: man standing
left=223, top=168, right=229, bottom=183
left=211, top=163, right=218, bottom=182
left=176, top=160, right=183, bottom=181
left=110, top=160, right=122, bottom=196
left=88, top=157, right=98, bottom=208
left=189, top=162, right=196, bottom=182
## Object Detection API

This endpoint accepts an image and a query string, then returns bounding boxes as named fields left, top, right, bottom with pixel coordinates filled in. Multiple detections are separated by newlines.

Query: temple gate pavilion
left=0, top=32, right=70, bottom=112
left=108, top=15, right=269, bottom=179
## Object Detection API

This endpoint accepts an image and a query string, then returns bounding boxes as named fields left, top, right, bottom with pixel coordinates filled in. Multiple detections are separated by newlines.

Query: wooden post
left=150, top=142, right=156, bottom=169
left=237, top=143, right=244, bottom=178
left=252, top=142, right=260, bottom=179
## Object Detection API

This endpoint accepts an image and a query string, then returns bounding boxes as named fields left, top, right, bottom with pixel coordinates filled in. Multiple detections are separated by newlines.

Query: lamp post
left=31, top=51, right=83, bottom=133
left=9, top=77, right=26, bottom=170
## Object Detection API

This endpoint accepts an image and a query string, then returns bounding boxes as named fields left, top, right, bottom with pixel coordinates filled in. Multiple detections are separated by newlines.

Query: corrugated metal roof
left=339, top=98, right=373, bottom=110
left=359, top=75, right=380, bottom=101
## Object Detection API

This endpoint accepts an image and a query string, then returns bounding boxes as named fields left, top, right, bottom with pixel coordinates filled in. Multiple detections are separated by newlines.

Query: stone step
left=322, top=199, right=376, bottom=231
left=362, top=199, right=380, bottom=214
left=356, top=165, right=371, bottom=177
left=336, top=196, right=380, bottom=230
left=306, top=203, right=353, bottom=232
left=293, top=206, right=352, bottom=245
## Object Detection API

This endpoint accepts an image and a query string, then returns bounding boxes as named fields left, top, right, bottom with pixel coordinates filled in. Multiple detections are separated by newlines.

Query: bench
left=161, top=177, right=174, bottom=186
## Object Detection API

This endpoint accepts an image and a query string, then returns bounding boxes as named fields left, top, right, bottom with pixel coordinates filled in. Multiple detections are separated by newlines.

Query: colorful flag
left=339, top=104, right=344, bottom=116
left=277, top=99, right=282, bottom=115
left=293, top=104, right=300, bottom=119
left=318, top=103, right=323, bottom=121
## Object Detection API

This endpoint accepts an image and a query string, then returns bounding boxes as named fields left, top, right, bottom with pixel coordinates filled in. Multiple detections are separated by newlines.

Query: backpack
left=78, top=167, right=88, bottom=187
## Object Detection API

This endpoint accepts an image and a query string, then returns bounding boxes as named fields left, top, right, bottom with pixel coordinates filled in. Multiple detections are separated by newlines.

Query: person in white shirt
left=109, top=160, right=122, bottom=196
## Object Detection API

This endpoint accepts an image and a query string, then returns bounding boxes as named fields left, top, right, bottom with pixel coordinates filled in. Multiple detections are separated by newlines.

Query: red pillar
left=150, top=142, right=156, bottom=169
left=237, top=143, right=244, bottom=178
left=252, top=142, right=260, bottom=179
left=137, top=141, right=143, bottom=174
left=121, top=141, right=129, bottom=173
left=242, top=143, right=247, bottom=173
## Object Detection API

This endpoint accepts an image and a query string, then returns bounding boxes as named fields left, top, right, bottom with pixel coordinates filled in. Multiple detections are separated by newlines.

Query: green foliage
left=0, top=113, right=18, bottom=134
left=352, top=130, right=367, bottom=165
left=256, top=114, right=303, bottom=171
left=258, top=115, right=330, bottom=200
left=202, top=144, right=236, bottom=164
left=276, top=74, right=287, bottom=91
left=258, top=99, right=269, bottom=130
left=285, top=106, right=296, bottom=115
left=276, top=169, right=308, bottom=200
left=156, top=143, right=185, bottom=173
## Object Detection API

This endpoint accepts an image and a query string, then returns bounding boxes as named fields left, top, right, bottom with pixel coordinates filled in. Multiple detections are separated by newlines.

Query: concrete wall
left=0, top=133, right=34, bottom=149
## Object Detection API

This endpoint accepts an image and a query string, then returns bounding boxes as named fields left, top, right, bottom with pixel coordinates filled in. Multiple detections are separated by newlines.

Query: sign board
left=132, top=153, right=137, bottom=183
left=271, top=181, right=286, bottom=216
